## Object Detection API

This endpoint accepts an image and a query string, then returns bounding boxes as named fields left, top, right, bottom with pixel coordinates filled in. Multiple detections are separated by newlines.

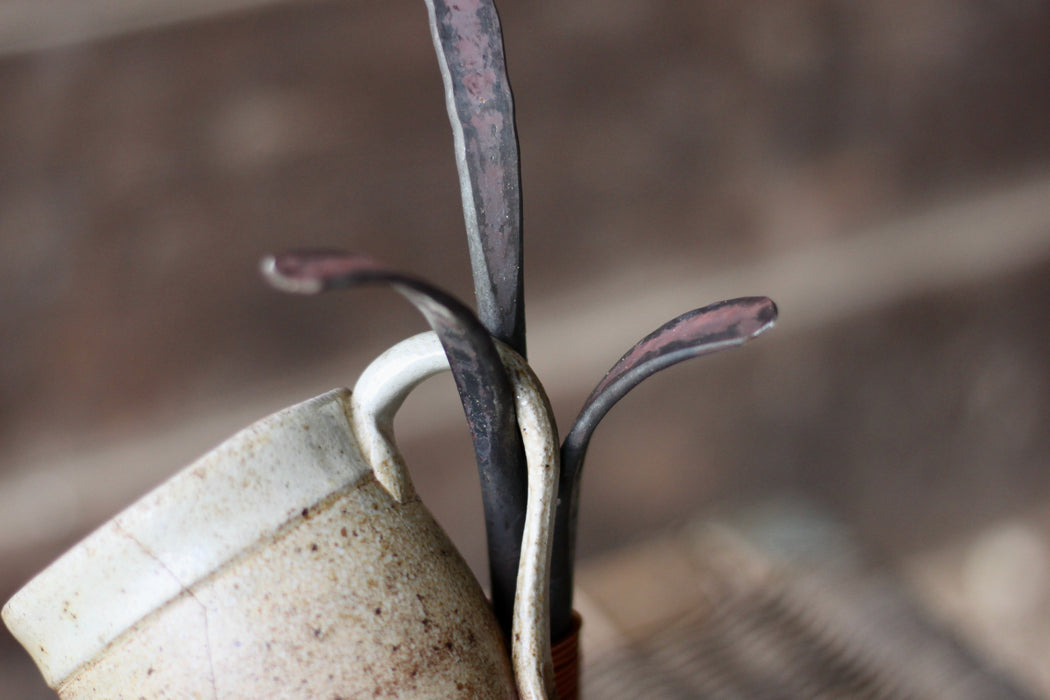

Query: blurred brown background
left=2, top=0, right=1050, bottom=696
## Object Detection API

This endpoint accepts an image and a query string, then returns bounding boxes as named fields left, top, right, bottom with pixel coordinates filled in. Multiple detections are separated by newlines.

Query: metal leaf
left=549, top=296, right=778, bottom=637
left=262, top=249, right=526, bottom=637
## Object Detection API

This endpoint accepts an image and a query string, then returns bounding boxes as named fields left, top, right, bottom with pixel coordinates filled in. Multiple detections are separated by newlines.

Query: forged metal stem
left=549, top=297, right=779, bottom=638
left=423, top=0, right=530, bottom=643
left=423, top=0, right=525, bottom=357
left=262, top=250, right=527, bottom=639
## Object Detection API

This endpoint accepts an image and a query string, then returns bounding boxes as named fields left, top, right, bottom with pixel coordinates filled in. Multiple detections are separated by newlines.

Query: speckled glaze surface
left=58, top=477, right=515, bottom=699
left=1, top=329, right=563, bottom=699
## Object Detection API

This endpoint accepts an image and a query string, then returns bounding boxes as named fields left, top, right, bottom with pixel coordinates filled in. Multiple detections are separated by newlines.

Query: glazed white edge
left=1, top=388, right=372, bottom=687
left=350, top=332, right=454, bottom=504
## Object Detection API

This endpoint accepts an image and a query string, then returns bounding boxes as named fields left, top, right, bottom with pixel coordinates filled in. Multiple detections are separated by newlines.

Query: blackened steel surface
left=262, top=249, right=527, bottom=637
left=424, top=0, right=525, bottom=358
left=550, top=296, right=778, bottom=638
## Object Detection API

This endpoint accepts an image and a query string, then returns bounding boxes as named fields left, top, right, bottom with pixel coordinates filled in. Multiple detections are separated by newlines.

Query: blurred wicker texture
left=584, top=561, right=1035, bottom=699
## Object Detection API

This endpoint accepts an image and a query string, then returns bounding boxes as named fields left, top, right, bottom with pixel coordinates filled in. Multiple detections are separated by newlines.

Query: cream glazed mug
left=2, top=332, right=558, bottom=700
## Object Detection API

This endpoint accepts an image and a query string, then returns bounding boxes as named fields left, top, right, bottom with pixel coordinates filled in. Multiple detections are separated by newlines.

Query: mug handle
left=350, top=331, right=557, bottom=700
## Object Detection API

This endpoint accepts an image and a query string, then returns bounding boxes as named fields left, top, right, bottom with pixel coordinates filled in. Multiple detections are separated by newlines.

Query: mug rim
left=1, top=388, right=372, bottom=687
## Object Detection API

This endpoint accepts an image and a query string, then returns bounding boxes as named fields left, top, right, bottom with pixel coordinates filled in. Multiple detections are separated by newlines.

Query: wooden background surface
left=2, top=1, right=1049, bottom=696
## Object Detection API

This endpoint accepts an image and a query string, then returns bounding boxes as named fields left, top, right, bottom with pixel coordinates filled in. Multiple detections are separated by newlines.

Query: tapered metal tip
left=752, top=297, right=779, bottom=335
left=260, top=254, right=324, bottom=295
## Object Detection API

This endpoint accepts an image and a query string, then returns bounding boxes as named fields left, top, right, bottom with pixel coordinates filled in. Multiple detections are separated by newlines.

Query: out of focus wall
left=3, top=1, right=1050, bottom=696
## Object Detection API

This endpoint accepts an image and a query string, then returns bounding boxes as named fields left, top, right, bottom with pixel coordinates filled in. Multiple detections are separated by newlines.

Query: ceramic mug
left=2, top=332, right=558, bottom=699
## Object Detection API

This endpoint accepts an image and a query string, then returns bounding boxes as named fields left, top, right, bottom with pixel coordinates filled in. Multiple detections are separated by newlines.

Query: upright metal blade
left=424, top=0, right=525, bottom=357
left=262, top=249, right=527, bottom=638
left=424, top=0, right=530, bottom=641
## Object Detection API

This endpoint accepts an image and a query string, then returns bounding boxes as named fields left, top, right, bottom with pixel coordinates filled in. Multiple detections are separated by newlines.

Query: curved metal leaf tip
left=581, top=296, right=777, bottom=420
left=261, top=251, right=391, bottom=294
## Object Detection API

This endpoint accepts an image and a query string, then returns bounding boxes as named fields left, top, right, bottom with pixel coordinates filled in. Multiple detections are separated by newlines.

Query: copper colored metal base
left=551, top=612, right=582, bottom=700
